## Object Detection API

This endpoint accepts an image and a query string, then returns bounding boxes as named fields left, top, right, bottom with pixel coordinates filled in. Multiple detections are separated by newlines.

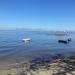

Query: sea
left=0, top=30, right=75, bottom=67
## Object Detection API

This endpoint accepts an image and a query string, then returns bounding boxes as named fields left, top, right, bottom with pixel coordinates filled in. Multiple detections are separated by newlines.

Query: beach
left=0, top=53, right=75, bottom=75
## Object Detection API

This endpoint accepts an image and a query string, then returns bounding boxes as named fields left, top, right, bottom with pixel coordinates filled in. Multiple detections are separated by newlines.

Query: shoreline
left=0, top=47, right=75, bottom=65
left=0, top=53, right=75, bottom=75
left=0, top=47, right=75, bottom=69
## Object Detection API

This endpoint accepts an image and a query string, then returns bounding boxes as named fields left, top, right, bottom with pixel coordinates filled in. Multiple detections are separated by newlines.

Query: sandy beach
left=0, top=51, right=75, bottom=75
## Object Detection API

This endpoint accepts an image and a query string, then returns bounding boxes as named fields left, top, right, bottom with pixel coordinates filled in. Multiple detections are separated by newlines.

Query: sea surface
left=0, top=30, right=75, bottom=67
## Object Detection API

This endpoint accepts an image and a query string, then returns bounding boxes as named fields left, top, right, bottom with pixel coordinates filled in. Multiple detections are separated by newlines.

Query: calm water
left=0, top=30, right=75, bottom=66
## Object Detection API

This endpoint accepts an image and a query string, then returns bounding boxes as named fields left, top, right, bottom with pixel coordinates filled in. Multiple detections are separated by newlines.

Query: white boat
left=22, top=38, right=31, bottom=42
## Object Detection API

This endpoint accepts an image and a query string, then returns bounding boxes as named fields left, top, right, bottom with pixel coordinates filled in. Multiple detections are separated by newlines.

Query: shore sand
left=0, top=54, right=75, bottom=75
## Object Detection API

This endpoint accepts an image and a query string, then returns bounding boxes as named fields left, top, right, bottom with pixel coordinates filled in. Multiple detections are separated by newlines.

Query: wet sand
left=0, top=52, right=75, bottom=75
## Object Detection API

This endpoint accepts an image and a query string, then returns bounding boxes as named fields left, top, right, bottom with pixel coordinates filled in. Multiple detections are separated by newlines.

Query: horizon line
left=0, top=28, right=75, bottom=32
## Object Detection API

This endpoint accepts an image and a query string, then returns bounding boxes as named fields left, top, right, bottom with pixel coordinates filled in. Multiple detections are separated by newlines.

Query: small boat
left=22, top=38, right=31, bottom=42
left=58, top=38, right=71, bottom=44
left=58, top=40, right=68, bottom=44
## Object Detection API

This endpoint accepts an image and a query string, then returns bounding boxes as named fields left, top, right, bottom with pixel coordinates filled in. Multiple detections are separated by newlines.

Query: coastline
left=0, top=47, right=75, bottom=69
left=0, top=52, right=75, bottom=75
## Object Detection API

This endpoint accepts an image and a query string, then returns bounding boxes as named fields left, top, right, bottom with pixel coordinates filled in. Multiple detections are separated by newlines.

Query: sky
left=0, top=0, right=75, bottom=31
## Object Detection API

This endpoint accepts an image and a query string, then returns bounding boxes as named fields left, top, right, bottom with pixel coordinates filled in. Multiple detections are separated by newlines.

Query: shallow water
left=0, top=30, right=75, bottom=68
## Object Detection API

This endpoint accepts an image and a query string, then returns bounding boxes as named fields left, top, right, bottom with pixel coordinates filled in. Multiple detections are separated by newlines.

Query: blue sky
left=0, top=0, right=75, bottom=30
